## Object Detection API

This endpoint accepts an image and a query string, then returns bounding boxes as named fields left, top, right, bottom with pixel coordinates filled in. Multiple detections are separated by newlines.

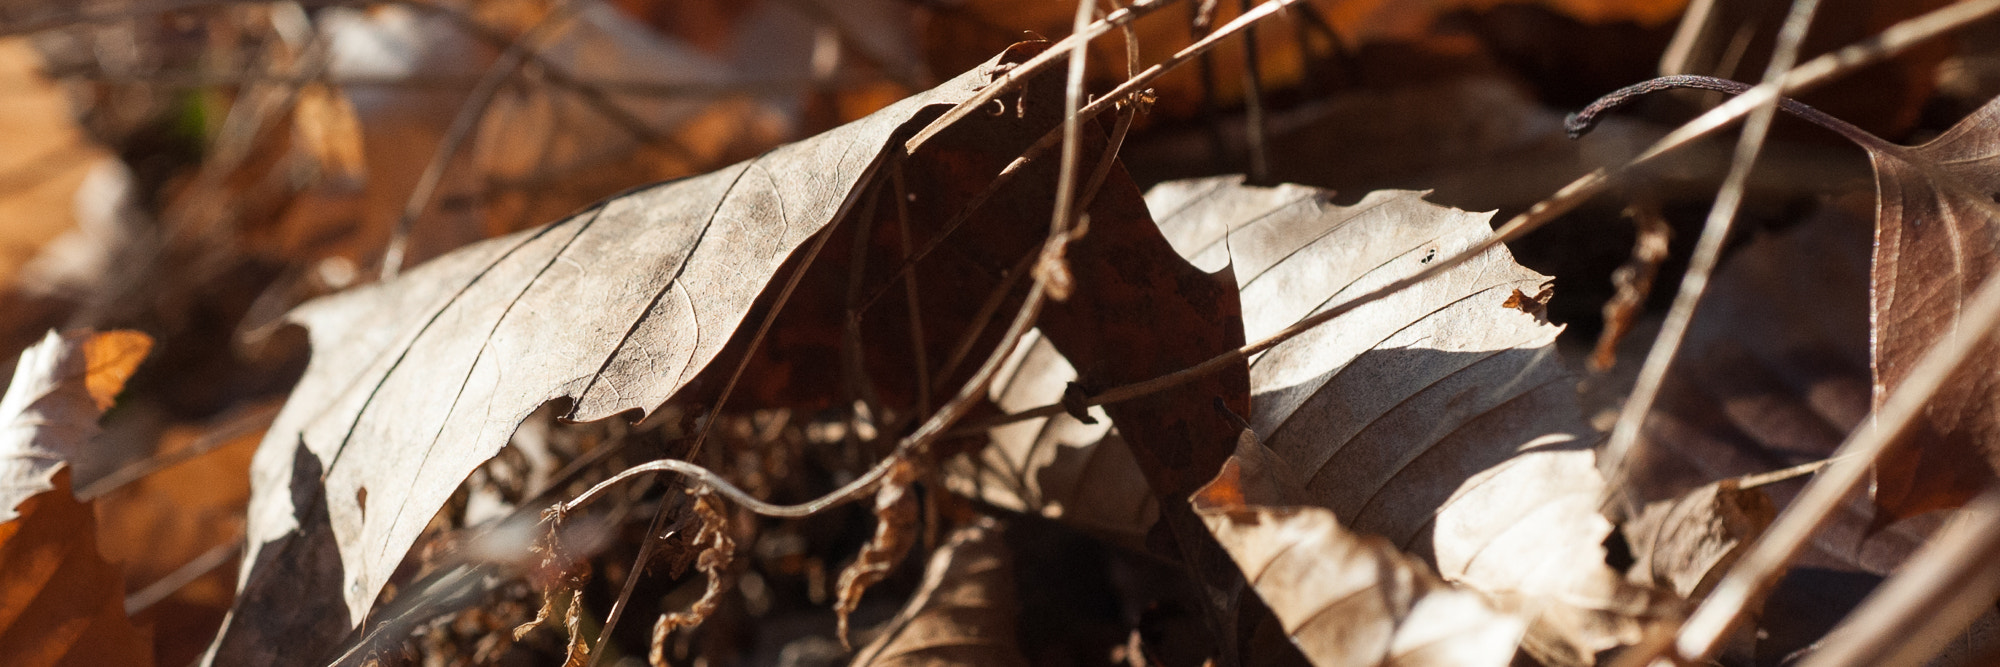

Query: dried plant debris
left=1151, top=178, right=1659, bottom=662
left=835, top=460, right=922, bottom=649
left=849, top=517, right=1028, bottom=667
left=650, top=492, right=737, bottom=666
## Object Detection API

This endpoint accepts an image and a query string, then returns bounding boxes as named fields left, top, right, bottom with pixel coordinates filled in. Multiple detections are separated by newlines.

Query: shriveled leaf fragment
left=0, top=329, right=154, bottom=667
left=1623, top=479, right=1774, bottom=600
left=849, top=517, right=1027, bottom=667
left=836, top=461, right=919, bottom=648
left=1860, top=95, right=2000, bottom=518
left=1192, top=431, right=1525, bottom=667
left=652, top=492, right=736, bottom=667
left=1150, top=177, right=1650, bottom=662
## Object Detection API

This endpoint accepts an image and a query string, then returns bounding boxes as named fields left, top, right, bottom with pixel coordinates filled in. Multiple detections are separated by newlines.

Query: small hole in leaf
left=356, top=487, right=368, bottom=518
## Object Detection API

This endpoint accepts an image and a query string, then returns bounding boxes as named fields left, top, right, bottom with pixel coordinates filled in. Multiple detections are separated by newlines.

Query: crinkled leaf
left=1623, top=479, right=1774, bottom=600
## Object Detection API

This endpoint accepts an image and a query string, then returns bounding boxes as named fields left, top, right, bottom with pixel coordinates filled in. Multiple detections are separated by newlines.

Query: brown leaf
left=1150, top=177, right=1650, bottom=663
left=0, top=329, right=155, bottom=667
left=1864, top=95, right=2000, bottom=519
left=849, top=517, right=1028, bottom=667
left=0, top=39, right=117, bottom=296
left=1191, top=431, right=1527, bottom=667
left=0, top=469, right=154, bottom=667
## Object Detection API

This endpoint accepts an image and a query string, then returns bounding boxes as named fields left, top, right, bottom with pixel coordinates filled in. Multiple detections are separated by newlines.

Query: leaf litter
left=19, top=0, right=2000, bottom=665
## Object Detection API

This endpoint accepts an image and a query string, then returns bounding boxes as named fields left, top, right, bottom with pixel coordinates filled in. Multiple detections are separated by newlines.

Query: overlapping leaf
left=943, top=332, right=1156, bottom=547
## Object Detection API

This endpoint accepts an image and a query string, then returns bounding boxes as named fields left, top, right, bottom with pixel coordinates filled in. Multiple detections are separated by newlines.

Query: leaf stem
left=1567, top=74, right=1892, bottom=152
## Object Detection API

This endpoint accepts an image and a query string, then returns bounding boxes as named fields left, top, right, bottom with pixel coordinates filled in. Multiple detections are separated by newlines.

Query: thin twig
left=901, top=0, right=1179, bottom=154
left=893, top=166, right=932, bottom=417
left=1238, top=0, right=1270, bottom=182
left=382, top=5, right=577, bottom=280
left=1049, top=0, right=1101, bottom=245
left=124, top=529, right=244, bottom=615
left=1566, top=75, right=1887, bottom=151
left=1796, top=488, right=2000, bottom=667
left=1600, top=0, right=1823, bottom=521
left=79, top=403, right=280, bottom=500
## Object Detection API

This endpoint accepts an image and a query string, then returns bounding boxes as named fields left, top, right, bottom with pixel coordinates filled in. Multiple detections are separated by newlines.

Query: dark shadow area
left=207, top=440, right=351, bottom=666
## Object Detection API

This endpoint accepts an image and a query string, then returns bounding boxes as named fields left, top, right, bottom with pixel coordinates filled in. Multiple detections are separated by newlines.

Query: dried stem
left=1600, top=0, right=1824, bottom=522
left=382, top=5, right=577, bottom=280
left=1796, top=488, right=2000, bottom=667
left=901, top=0, right=1178, bottom=154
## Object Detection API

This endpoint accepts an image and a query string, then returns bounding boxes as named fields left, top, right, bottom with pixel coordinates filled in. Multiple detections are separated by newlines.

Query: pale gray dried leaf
left=943, top=331, right=1156, bottom=547
left=849, top=517, right=1026, bottom=667
left=0, top=331, right=91, bottom=518
left=1192, top=431, right=1526, bottom=667
left=0, top=329, right=146, bottom=520
left=1150, top=177, right=1647, bottom=662
left=209, top=51, right=1029, bottom=665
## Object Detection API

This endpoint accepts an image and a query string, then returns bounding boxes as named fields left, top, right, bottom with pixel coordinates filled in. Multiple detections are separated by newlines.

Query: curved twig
left=1566, top=74, right=1889, bottom=151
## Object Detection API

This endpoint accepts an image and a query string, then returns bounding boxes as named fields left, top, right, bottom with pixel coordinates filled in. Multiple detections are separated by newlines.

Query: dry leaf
left=0, top=469, right=154, bottom=667
left=1150, top=177, right=1649, bottom=663
left=0, top=329, right=154, bottom=667
left=0, top=39, right=117, bottom=294
left=290, top=84, right=367, bottom=188
left=849, top=517, right=1028, bottom=667
left=1191, top=431, right=1526, bottom=667
left=1861, top=94, right=2000, bottom=519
